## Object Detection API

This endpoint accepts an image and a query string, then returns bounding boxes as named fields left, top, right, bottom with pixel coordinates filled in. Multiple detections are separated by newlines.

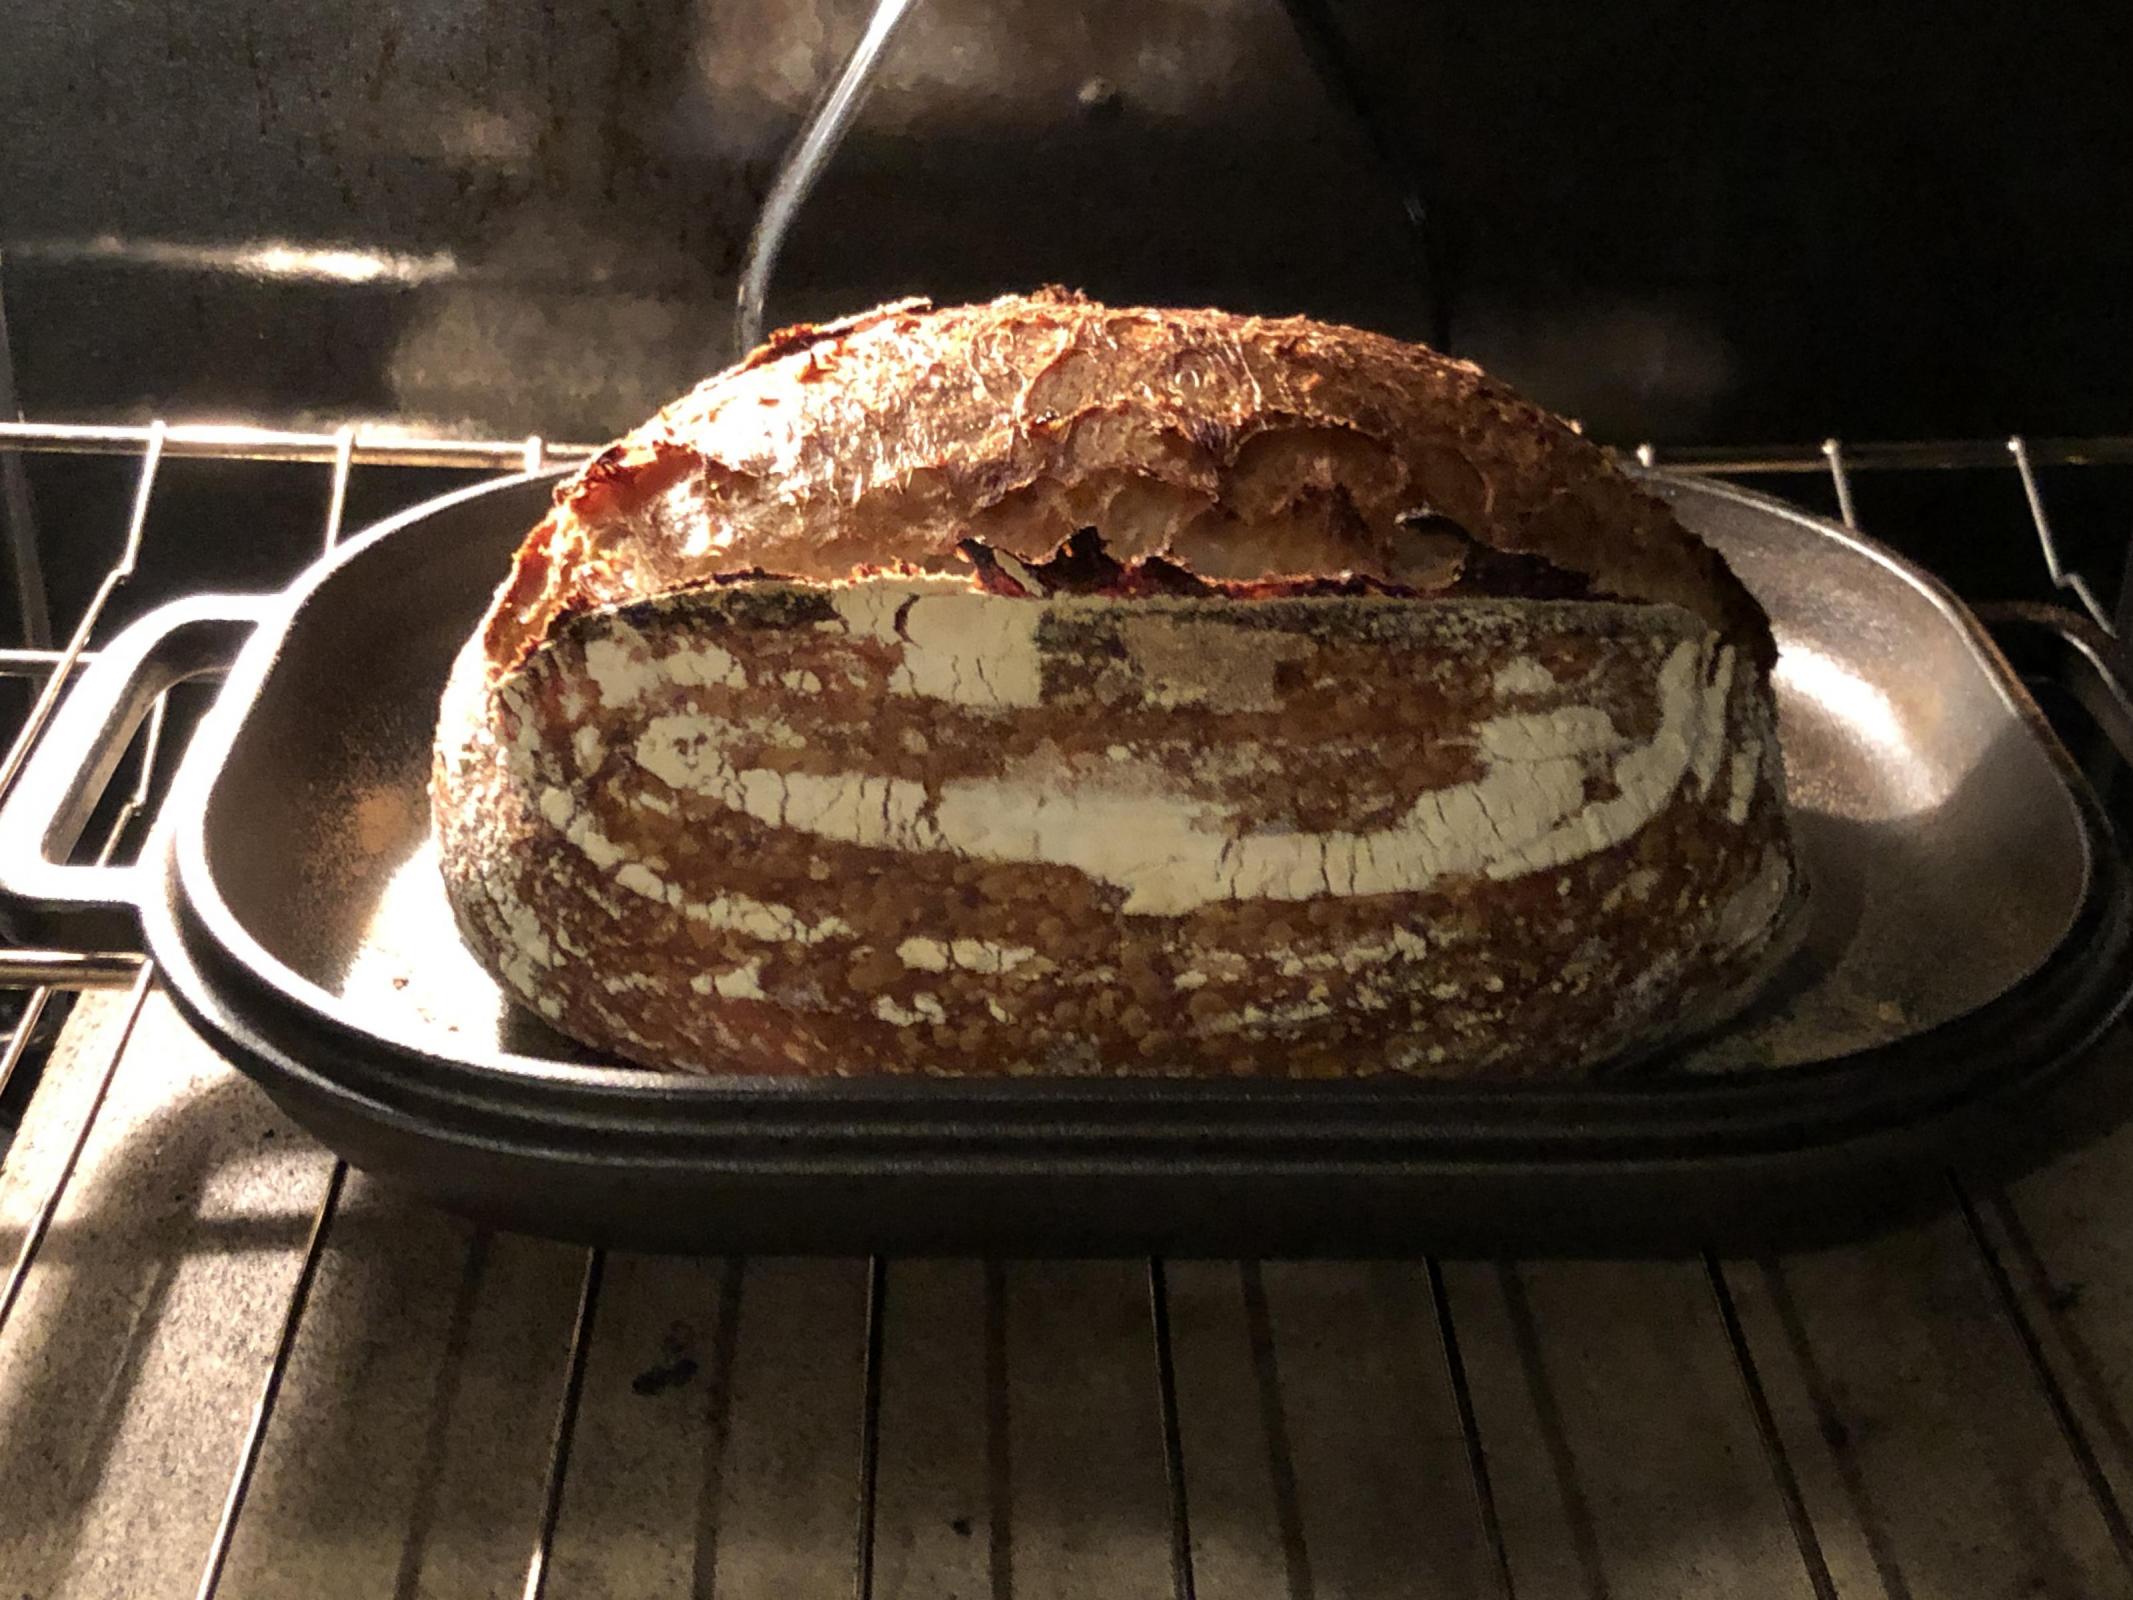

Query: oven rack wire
left=0, top=418, right=2130, bottom=1600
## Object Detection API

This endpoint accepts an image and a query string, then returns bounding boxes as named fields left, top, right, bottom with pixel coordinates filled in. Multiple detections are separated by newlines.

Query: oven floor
left=5, top=988, right=2133, bottom=1599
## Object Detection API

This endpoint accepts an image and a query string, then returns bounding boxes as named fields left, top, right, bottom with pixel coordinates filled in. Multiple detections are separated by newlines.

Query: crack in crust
left=480, top=288, right=1773, bottom=681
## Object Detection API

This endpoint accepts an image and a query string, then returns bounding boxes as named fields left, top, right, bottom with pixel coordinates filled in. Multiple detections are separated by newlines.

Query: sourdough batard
left=434, top=289, right=1803, bottom=1078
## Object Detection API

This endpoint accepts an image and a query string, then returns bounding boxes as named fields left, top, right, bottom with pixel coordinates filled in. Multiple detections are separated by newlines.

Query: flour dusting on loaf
left=434, top=290, right=1803, bottom=1078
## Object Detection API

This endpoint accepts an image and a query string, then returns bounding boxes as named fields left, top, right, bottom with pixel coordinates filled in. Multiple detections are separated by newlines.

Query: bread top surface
left=480, top=289, right=1774, bottom=680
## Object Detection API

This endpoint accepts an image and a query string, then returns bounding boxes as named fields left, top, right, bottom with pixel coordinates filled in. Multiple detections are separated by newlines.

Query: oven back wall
left=1, top=0, right=2128, bottom=447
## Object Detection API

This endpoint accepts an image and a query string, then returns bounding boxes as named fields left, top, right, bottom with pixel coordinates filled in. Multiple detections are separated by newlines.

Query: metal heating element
left=5, top=422, right=2133, bottom=1600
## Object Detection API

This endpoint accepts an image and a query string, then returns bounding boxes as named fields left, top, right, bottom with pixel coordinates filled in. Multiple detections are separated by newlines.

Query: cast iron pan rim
left=1652, top=470, right=2089, bottom=767
left=163, top=468, right=2110, bottom=1113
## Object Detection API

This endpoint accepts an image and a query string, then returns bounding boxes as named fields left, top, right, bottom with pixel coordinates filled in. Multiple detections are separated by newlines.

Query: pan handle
left=1977, top=601, right=2133, bottom=764
left=0, top=594, right=271, bottom=953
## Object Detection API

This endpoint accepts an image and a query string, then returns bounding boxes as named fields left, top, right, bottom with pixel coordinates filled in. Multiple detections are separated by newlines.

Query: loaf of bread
left=433, top=289, right=1802, bottom=1079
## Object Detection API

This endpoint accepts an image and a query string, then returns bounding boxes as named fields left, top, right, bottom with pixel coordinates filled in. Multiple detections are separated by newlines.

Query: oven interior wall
left=2, top=0, right=2128, bottom=448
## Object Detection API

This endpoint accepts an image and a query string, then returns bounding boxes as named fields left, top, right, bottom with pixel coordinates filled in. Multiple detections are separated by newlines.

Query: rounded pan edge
left=147, top=815, right=2133, bottom=1256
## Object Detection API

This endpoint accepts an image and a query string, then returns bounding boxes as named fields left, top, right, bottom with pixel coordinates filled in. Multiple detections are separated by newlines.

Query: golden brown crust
left=481, top=289, right=1772, bottom=679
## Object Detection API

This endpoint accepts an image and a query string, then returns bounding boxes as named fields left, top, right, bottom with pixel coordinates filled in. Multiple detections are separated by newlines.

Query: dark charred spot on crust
left=1453, top=544, right=1597, bottom=602
left=1034, top=528, right=1128, bottom=591
left=891, top=591, right=924, bottom=643
left=958, top=539, right=1034, bottom=597
left=1398, top=508, right=1469, bottom=538
left=1120, top=554, right=1211, bottom=596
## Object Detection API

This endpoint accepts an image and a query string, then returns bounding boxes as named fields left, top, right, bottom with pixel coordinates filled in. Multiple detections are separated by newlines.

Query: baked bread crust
left=482, top=288, right=1769, bottom=681
left=435, top=291, right=1803, bottom=1079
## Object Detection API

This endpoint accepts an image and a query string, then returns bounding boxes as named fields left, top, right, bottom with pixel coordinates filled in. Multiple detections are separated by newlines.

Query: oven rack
left=3, top=420, right=2133, bottom=1599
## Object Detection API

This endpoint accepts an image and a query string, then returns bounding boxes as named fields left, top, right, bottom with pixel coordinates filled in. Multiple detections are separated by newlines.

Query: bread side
left=435, top=577, right=1799, bottom=1078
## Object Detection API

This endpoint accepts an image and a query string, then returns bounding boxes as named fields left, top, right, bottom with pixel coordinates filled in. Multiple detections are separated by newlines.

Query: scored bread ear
left=480, top=290, right=1772, bottom=682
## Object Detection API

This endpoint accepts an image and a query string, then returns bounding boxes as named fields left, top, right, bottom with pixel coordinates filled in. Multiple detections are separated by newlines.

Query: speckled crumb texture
left=433, top=579, right=1798, bottom=1079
